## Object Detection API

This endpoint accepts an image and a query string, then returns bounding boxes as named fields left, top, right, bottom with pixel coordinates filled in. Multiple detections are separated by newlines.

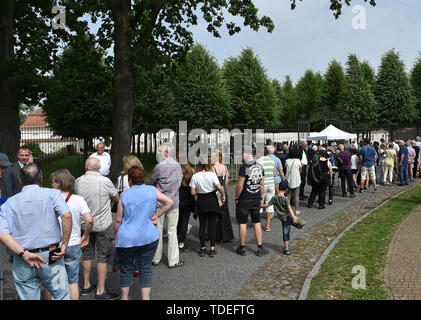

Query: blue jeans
left=13, top=252, right=70, bottom=300
left=279, top=215, right=292, bottom=242
left=113, top=247, right=140, bottom=270
left=117, top=240, right=158, bottom=288
left=399, top=164, right=409, bottom=185
left=64, top=245, right=82, bottom=284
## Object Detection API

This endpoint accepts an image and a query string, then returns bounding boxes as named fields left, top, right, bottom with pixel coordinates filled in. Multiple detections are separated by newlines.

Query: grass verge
left=306, top=186, right=421, bottom=300
left=39, top=154, right=153, bottom=187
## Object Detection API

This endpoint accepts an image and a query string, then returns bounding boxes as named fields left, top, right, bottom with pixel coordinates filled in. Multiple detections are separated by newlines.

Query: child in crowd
left=261, top=181, right=299, bottom=255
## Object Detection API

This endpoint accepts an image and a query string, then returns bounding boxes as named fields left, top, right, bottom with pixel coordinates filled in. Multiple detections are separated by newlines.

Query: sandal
left=168, top=261, right=185, bottom=268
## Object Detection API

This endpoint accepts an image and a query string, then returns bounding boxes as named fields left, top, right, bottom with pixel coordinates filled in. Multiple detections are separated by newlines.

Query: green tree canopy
left=294, top=70, right=324, bottom=121
left=171, top=43, right=233, bottom=129
left=410, top=53, right=421, bottom=122
left=223, top=48, right=276, bottom=128
left=341, top=54, right=378, bottom=130
left=375, top=49, right=416, bottom=126
left=43, top=35, right=113, bottom=139
left=322, top=60, right=346, bottom=115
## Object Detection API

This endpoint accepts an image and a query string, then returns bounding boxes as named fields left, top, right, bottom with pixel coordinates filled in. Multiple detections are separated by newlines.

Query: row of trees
left=44, top=38, right=421, bottom=139
left=0, top=0, right=380, bottom=179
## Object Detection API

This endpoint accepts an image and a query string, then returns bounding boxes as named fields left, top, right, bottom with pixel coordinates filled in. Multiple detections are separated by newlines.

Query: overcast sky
left=188, top=0, right=421, bottom=84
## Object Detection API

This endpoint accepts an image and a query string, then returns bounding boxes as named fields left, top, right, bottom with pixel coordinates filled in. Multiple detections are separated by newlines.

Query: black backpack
left=308, top=158, right=322, bottom=186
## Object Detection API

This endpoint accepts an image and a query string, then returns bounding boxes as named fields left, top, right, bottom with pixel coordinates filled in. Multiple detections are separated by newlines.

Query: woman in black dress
left=177, top=163, right=195, bottom=250
left=212, top=152, right=234, bottom=242
left=190, top=156, right=226, bottom=257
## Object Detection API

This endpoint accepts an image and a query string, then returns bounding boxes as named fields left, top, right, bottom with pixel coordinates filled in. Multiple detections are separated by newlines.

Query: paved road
left=0, top=182, right=381, bottom=300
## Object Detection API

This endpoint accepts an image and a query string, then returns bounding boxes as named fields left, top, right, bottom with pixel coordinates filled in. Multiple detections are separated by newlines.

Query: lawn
left=307, top=186, right=421, bottom=300
left=39, top=154, right=154, bottom=187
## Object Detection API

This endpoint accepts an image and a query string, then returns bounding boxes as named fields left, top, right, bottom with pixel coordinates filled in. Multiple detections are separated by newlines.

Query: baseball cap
left=0, top=153, right=12, bottom=167
left=279, top=180, right=289, bottom=191
left=331, top=142, right=337, bottom=147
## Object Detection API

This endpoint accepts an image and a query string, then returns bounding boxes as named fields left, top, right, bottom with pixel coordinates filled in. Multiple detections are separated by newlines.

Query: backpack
left=308, top=158, right=322, bottom=186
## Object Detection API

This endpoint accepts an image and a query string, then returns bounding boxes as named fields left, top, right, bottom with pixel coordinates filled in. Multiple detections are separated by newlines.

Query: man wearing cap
left=0, top=163, right=72, bottom=300
left=3, top=146, right=32, bottom=197
left=0, top=153, right=12, bottom=181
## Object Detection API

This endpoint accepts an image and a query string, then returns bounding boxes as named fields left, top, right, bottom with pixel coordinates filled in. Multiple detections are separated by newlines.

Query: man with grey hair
left=90, top=143, right=111, bottom=177
left=0, top=163, right=72, bottom=300
left=75, top=157, right=120, bottom=299
left=151, top=143, right=184, bottom=268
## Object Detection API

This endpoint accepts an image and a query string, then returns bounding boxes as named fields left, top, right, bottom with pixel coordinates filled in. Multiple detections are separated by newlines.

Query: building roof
left=20, top=107, right=47, bottom=128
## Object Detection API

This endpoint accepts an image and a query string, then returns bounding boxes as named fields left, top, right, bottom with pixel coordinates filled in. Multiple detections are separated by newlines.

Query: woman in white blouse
left=285, top=147, right=302, bottom=215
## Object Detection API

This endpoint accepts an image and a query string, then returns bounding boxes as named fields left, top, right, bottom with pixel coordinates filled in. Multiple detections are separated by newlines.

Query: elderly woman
left=113, top=165, right=173, bottom=300
left=113, top=155, right=143, bottom=276
left=47, top=169, right=93, bottom=300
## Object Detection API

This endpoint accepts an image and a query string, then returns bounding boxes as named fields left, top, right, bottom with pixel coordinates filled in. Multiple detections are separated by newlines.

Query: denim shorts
left=117, top=240, right=159, bottom=288
left=64, top=245, right=82, bottom=284
left=13, top=252, right=70, bottom=300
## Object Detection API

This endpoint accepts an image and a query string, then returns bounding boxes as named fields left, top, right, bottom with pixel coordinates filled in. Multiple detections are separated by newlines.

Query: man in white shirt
left=90, top=143, right=111, bottom=177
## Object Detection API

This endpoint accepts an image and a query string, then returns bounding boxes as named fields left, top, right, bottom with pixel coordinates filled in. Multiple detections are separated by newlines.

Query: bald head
left=19, top=163, right=42, bottom=186
left=85, top=157, right=101, bottom=172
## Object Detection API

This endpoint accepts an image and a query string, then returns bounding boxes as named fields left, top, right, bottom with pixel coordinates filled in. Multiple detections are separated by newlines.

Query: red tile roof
left=20, top=108, right=47, bottom=128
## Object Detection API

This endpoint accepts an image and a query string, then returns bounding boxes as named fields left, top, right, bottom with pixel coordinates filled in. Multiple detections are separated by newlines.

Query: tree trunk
left=109, top=0, right=134, bottom=180
left=0, top=0, right=19, bottom=161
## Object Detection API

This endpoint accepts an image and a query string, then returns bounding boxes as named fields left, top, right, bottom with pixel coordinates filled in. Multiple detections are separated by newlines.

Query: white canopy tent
left=306, top=124, right=357, bottom=141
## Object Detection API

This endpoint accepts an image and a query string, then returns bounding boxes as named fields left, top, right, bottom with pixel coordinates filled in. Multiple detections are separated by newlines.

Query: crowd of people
left=0, top=135, right=420, bottom=300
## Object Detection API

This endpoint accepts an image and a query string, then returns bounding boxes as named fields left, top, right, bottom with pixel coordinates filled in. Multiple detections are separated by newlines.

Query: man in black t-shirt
left=234, top=151, right=269, bottom=257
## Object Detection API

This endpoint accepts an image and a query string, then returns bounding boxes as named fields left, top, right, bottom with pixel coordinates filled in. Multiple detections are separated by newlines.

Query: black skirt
left=196, top=191, right=221, bottom=215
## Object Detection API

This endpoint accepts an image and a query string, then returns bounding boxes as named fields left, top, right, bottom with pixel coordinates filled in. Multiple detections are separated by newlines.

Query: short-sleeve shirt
left=285, top=158, right=302, bottom=189
left=359, top=145, right=377, bottom=168
left=238, top=161, right=265, bottom=200
left=351, top=155, right=359, bottom=170
left=150, top=158, right=182, bottom=210
left=408, top=147, right=416, bottom=164
left=267, top=154, right=283, bottom=184
left=189, top=171, right=220, bottom=194
left=268, top=195, right=290, bottom=218
left=60, top=193, right=90, bottom=246
left=256, top=156, right=276, bottom=187
left=0, top=185, right=69, bottom=250
left=399, top=146, right=409, bottom=165
left=75, top=171, right=118, bottom=232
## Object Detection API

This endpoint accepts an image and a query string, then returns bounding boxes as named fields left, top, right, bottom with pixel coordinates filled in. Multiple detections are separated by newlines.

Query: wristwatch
left=19, top=249, right=26, bottom=257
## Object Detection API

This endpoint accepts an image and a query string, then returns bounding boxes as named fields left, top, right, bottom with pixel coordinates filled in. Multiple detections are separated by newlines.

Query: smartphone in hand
left=48, top=247, right=62, bottom=265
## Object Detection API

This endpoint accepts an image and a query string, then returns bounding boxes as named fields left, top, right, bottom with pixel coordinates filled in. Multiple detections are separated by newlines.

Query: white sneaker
left=295, top=210, right=301, bottom=215
left=186, top=224, right=192, bottom=236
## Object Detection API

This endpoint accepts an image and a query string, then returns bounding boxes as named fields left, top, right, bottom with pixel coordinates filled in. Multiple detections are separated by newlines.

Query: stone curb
left=298, top=185, right=417, bottom=300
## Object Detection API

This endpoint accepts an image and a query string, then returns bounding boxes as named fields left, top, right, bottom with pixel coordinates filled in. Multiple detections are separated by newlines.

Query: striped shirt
left=75, top=171, right=118, bottom=232
left=150, top=157, right=182, bottom=210
left=256, top=156, right=275, bottom=187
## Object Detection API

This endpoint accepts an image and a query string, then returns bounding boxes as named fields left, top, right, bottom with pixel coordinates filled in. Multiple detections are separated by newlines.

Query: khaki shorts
left=81, top=224, right=113, bottom=263
left=361, top=166, right=376, bottom=181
